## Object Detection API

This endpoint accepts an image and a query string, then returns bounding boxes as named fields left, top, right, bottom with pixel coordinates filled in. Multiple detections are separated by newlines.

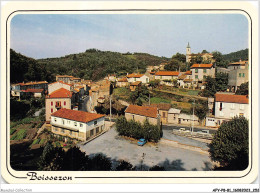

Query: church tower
left=186, top=42, right=191, bottom=63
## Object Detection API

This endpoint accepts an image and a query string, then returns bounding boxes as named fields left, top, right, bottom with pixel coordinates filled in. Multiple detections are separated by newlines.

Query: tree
left=215, top=72, right=229, bottom=92
left=202, top=50, right=209, bottom=53
left=115, top=160, right=134, bottom=171
left=209, top=116, right=249, bottom=170
left=212, top=51, right=228, bottom=68
left=235, top=82, right=248, bottom=95
left=172, top=53, right=186, bottom=63
left=148, top=80, right=160, bottom=90
left=164, top=59, right=180, bottom=71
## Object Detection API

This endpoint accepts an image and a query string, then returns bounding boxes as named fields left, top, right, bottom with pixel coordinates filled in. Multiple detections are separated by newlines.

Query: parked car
left=137, top=138, right=147, bottom=146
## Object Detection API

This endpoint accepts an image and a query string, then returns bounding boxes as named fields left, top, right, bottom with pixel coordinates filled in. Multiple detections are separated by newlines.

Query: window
left=132, top=115, right=135, bottom=120
left=195, top=69, right=198, bottom=73
left=64, top=101, right=66, bottom=106
left=195, top=75, right=198, bottom=79
left=80, top=123, right=83, bottom=127
left=240, top=104, right=244, bottom=110
left=54, top=118, right=57, bottom=122
left=74, top=122, right=77, bottom=126
left=163, top=112, right=166, bottom=118
left=62, top=120, right=65, bottom=125
left=146, top=78, right=148, bottom=83
left=67, top=120, right=70, bottom=124
left=203, top=69, right=206, bottom=73
left=94, top=120, right=97, bottom=125
left=134, top=78, right=136, bottom=81
left=239, top=73, right=242, bottom=77
left=90, top=129, right=94, bottom=136
left=51, top=108, right=53, bottom=113
left=51, top=102, right=53, bottom=106
left=96, top=127, right=99, bottom=134
left=242, top=73, right=245, bottom=77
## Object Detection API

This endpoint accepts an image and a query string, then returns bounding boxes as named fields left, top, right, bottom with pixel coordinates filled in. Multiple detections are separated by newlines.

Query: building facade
left=190, top=64, right=215, bottom=86
left=125, top=104, right=160, bottom=125
left=126, top=73, right=149, bottom=84
left=150, top=103, right=171, bottom=124
left=51, top=108, right=105, bottom=141
left=45, top=88, right=73, bottom=122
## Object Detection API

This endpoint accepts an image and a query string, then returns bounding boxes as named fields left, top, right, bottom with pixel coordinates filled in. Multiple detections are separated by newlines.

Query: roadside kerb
left=160, top=138, right=209, bottom=156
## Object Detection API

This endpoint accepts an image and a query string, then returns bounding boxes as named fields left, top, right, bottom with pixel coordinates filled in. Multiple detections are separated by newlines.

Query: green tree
left=202, top=50, right=209, bottom=53
left=209, top=116, right=249, bottom=170
left=235, top=82, right=249, bottom=95
left=115, top=160, right=134, bottom=171
left=212, top=51, right=228, bottom=68
left=172, top=53, right=186, bottom=63
left=164, top=59, right=180, bottom=71
left=148, top=80, right=160, bottom=90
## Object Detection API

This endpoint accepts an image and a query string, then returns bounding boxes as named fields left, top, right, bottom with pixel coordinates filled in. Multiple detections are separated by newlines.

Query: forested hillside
left=223, top=49, right=248, bottom=62
left=37, top=49, right=169, bottom=81
left=10, top=49, right=52, bottom=83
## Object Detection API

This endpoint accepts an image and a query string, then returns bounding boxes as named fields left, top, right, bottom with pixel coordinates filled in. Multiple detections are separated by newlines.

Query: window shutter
left=51, top=102, right=53, bottom=106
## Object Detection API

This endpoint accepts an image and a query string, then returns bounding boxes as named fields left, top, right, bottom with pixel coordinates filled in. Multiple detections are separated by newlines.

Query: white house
left=206, top=93, right=249, bottom=127
left=50, top=108, right=105, bottom=141
left=190, top=64, right=215, bottom=84
left=48, top=81, right=72, bottom=94
left=154, top=71, right=180, bottom=81
left=126, top=73, right=149, bottom=84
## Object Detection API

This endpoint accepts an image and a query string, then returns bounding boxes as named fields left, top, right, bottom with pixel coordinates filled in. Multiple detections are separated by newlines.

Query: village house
left=116, top=77, right=129, bottom=87
left=126, top=73, right=149, bottom=84
left=167, top=108, right=199, bottom=126
left=206, top=93, right=249, bottom=127
left=105, top=74, right=117, bottom=82
left=154, top=71, right=180, bottom=81
left=89, top=79, right=111, bottom=110
left=125, top=104, right=160, bottom=126
left=130, top=81, right=142, bottom=91
left=150, top=103, right=171, bottom=124
left=190, top=63, right=215, bottom=88
left=228, top=60, right=249, bottom=92
left=50, top=108, right=105, bottom=141
left=48, top=81, right=72, bottom=94
left=177, top=71, right=193, bottom=88
left=45, top=88, right=74, bottom=122
left=56, top=75, right=81, bottom=84
left=11, top=81, right=48, bottom=99
left=167, top=108, right=181, bottom=124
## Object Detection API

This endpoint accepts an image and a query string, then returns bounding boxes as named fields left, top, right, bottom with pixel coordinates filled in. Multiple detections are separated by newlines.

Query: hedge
left=116, top=116, right=162, bottom=142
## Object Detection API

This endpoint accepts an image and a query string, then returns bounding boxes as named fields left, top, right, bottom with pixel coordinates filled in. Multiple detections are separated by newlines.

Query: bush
left=116, top=116, right=161, bottom=142
left=32, top=139, right=41, bottom=145
left=10, top=128, right=16, bottom=135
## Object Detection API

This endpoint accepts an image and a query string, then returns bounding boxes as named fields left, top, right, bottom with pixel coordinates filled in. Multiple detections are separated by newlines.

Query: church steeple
left=186, top=42, right=191, bottom=63
left=187, top=42, right=190, bottom=48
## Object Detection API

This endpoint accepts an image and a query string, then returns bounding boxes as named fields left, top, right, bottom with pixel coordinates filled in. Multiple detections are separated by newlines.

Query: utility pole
left=192, top=99, right=195, bottom=137
left=110, top=94, right=112, bottom=124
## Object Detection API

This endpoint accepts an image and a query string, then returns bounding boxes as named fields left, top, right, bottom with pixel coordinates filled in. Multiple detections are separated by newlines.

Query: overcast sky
left=10, top=14, right=248, bottom=59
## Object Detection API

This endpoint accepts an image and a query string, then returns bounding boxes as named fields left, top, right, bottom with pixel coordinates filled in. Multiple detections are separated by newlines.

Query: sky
left=10, top=14, right=248, bottom=59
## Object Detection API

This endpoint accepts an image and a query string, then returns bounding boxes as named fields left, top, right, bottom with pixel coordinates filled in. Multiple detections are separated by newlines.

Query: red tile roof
left=125, top=105, right=158, bottom=118
left=190, top=64, right=213, bottom=68
left=228, top=60, right=248, bottom=66
left=150, top=103, right=171, bottom=111
left=185, top=71, right=192, bottom=75
left=178, top=74, right=187, bottom=80
left=24, top=89, right=44, bottom=93
left=215, top=93, right=249, bottom=104
left=155, top=71, right=180, bottom=76
left=51, top=108, right=105, bottom=123
left=118, top=77, right=128, bottom=82
left=48, top=88, right=72, bottom=98
left=126, top=73, right=144, bottom=78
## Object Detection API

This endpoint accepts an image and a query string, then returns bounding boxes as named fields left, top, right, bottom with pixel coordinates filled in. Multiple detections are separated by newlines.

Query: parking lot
left=78, top=127, right=213, bottom=171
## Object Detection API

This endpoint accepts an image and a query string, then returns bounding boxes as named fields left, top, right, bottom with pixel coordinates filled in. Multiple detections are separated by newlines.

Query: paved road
left=79, top=127, right=212, bottom=171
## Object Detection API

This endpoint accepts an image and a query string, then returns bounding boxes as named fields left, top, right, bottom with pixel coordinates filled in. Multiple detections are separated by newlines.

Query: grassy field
left=150, top=97, right=171, bottom=104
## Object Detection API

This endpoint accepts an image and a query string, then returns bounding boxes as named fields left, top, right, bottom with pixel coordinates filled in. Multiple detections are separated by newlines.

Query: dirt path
left=154, top=89, right=208, bottom=100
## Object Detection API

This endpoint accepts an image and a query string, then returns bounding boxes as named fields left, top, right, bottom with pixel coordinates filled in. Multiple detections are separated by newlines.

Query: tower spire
left=187, top=42, right=190, bottom=48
